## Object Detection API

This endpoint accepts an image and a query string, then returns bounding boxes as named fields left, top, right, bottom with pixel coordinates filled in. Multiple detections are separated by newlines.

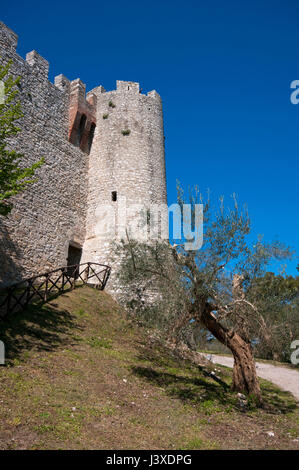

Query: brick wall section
left=68, top=79, right=97, bottom=153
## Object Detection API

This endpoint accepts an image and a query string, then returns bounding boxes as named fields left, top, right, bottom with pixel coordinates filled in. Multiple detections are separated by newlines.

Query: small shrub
left=182, top=437, right=204, bottom=450
left=247, top=393, right=261, bottom=410
left=103, top=113, right=109, bottom=119
left=87, top=337, right=112, bottom=349
left=121, top=129, right=131, bottom=136
left=101, top=405, right=115, bottom=416
left=108, top=101, right=116, bottom=108
left=75, top=308, right=86, bottom=317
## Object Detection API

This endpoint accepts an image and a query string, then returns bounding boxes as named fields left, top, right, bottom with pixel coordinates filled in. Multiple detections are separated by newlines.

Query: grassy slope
left=0, top=286, right=298, bottom=450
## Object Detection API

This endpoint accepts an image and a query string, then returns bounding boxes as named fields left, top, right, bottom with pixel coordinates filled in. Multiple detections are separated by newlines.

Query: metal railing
left=0, top=262, right=111, bottom=320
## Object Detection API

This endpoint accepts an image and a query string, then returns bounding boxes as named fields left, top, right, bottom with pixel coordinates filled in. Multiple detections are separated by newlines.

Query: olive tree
left=116, top=185, right=293, bottom=404
left=245, top=271, right=299, bottom=361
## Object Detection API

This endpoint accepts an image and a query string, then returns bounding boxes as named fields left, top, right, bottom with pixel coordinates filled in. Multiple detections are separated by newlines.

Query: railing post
left=75, top=264, right=79, bottom=284
left=71, top=266, right=75, bottom=290
left=25, top=280, right=31, bottom=309
left=62, top=268, right=65, bottom=292
left=44, top=274, right=49, bottom=301
left=102, top=267, right=111, bottom=290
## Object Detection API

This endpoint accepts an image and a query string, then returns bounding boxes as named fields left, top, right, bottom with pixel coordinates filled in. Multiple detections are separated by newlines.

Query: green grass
left=181, top=437, right=205, bottom=450
left=86, top=336, right=112, bottom=349
left=0, top=286, right=298, bottom=450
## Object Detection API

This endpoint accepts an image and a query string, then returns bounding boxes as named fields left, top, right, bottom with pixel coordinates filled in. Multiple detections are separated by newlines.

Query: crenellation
left=25, top=50, right=49, bottom=79
left=0, top=21, right=18, bottom=50
left=147, top=90, right=161, bottom=100
left=117, top=80, right=140, bottom=93
left=70, top=78, right=86, bottom=96
left=86, top=92, right=97, bottom=106
left=88, top=85, right=106, bottom=96
left=54, top=74, right=70, bottom=92
left=68, top=78, right=97, bottom=152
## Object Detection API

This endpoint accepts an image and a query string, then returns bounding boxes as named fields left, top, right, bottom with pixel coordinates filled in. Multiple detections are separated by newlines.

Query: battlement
left=68, top=78, right=97, bottom=154
left=117, top=80, right=140, bottom=93
left=115, top=80, right=161, bottom=100
left=0, top=21, right=18, bottom=50
left=54, top=74, right=70, bottom=92
left=147, top=89, right=161, bottom=100
left=0, top=22, right=57, bottom=86
left=26, top=50, right=49, bottom=79
left=0, top=21, right=161, bottom=116
left=0, top=22, right=98, bottom=154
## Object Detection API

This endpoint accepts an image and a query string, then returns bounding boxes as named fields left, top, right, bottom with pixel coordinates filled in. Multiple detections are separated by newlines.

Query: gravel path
left=206, top=354, right=299, bottom=401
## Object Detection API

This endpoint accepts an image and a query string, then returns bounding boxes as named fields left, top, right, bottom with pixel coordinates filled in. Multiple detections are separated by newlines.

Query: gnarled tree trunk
left=229, top=333, right=261, bottom=398
left=200, top=303, right=262, bottom=404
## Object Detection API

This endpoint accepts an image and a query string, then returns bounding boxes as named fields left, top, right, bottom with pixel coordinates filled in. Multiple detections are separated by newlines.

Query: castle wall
left=0, top=22, right=88, bottom=286
left=0, top=22, right=167, bottom=291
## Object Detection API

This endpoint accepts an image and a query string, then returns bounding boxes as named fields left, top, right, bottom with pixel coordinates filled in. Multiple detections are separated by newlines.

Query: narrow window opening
left=88, top=123, right=96, bottom=154
left=77, top=114, right=87, bottom=146
left=111, top=191, right=117, bottom=202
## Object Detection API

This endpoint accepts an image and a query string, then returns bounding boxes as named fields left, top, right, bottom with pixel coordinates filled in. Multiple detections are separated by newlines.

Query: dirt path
left=206, top=354, right=299, bottom=401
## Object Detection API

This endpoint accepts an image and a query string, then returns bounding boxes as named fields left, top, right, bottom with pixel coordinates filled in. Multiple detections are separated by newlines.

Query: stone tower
left=81, top=81, right=167, bottom=289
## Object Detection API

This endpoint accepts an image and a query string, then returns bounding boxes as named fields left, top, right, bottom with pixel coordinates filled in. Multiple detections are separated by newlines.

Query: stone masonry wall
left=81, top=80, right=167, bottom=292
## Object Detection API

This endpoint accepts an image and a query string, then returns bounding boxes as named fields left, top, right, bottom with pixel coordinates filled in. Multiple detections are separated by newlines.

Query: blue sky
left=2, top=0, right=298, bottom=274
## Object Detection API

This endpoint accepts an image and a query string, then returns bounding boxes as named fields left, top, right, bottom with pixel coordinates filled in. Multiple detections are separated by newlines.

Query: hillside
left=0, top=286, right=298, bottom=450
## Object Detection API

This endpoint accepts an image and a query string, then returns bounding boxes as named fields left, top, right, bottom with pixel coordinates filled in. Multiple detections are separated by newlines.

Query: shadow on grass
left=259, top=383, right=298, bottom=414
left=0, top=291, right=81, bottom=364
left=133, top=344, right=298, bottom=415
left=131, top=365, right=235, bottom=408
